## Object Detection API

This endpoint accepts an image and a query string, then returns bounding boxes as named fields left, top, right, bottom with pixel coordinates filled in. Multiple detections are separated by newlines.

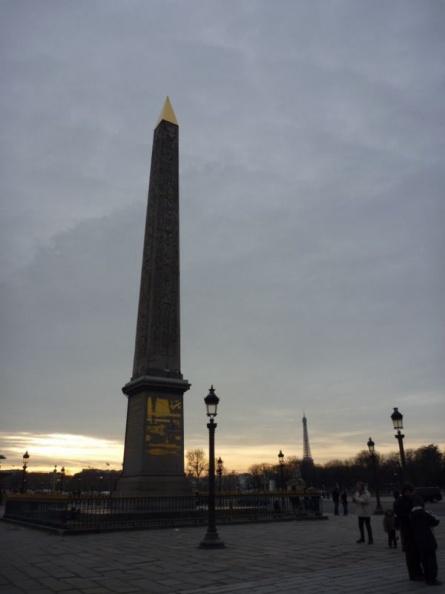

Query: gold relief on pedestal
left=145, top=396, right=182, bottom=456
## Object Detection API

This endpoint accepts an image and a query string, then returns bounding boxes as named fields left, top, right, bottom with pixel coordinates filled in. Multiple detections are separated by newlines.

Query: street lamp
left=52, top=465, right=57, bottom=493
left=217, top=457, right=223, bottom=493
left=391, top=407, right=407, bottom=484
left=60, top=467, right=65, bottom=493
left=199, top=386, right=225, bottom=549
left=20, top=451, right=30, bottom=493
left=278, top=450, right=284, bottom=490
left=367, top=437, right=384, bottom=514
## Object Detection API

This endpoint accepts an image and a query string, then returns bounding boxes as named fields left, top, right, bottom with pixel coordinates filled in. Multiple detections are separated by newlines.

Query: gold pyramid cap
left=156, top=96, right=178, bottom=126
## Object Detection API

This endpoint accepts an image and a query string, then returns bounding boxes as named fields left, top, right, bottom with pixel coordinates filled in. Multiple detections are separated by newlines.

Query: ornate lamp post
left=199, top=386, right=225, bottom=549
left=391, top=407, right=407, bottom=484
left=217, top=457, right=223, bottom=493
left=367, top=437, right=384, bottom=514
left=52, top=465, right=57, bottom=493
left=20, top=451, right=30, bottom=493
left=278, top=450, right=284, bottom=490
left=60, top=467, right=65, bottom=493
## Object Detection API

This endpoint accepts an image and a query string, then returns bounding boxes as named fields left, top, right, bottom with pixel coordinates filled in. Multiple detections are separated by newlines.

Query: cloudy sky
left=1, top=1, right=444, bottom=476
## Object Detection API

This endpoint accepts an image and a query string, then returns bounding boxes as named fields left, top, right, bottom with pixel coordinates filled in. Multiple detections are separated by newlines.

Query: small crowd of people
left=333, top=481, right=441, bottom=586
left=331, top=486, right=349, bottom=516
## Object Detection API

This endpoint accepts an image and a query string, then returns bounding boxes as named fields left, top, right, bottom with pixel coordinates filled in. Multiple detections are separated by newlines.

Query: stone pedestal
left=117, top=375, right=192, bottom=496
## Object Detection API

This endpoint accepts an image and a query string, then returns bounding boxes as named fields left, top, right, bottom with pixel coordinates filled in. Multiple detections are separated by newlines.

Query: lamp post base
left=199, top=529, right=225, bottom=549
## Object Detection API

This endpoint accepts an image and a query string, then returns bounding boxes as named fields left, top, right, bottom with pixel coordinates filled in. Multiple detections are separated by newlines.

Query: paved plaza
left=1, top=504, right=444, bottom=594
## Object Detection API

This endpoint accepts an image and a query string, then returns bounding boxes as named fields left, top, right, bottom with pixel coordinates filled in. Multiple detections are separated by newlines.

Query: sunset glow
left=0, top=431, right=438, bottom=477
left=0, top=432, right=124, bottom=474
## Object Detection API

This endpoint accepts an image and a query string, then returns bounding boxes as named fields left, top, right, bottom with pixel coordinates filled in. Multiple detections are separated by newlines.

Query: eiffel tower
left=301, top=412, right=314, bottom=483
left=302, top=412, right=313, bottom=462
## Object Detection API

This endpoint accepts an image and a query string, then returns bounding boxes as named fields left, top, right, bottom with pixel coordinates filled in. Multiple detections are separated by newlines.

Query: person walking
left=383, top=509, right=397, bottom=548
left=353, top=481, right=373, bottom=544
left=394, top=483, right=423, bottom=582
left=410, top=495, right=441, bottom=586
left=341, top=490, right=348, bottom=515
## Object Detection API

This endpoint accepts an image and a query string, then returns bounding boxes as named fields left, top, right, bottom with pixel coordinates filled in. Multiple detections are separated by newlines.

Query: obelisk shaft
left=132, top=107, right=181, bottom=379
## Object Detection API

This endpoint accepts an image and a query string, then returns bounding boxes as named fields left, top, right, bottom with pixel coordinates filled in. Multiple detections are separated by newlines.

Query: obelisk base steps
left=115, top=474, right=192, bottom=497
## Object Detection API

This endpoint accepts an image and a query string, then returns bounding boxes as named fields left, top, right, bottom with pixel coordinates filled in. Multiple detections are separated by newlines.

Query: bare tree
left=248, top=463, right=274, bottom=491
left=185, top=448, right=208, bottom=488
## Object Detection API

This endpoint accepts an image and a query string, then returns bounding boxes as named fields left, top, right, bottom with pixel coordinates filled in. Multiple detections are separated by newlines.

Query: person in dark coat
left=410, top=495, right=441, bottom=586
left=393, top=483, right=423, bottom=581
left=341, top=490, right=348, bottom=516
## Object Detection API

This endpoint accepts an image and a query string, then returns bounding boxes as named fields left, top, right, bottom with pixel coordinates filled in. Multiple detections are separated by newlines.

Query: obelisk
left=117, top=98, right=191, bottom=495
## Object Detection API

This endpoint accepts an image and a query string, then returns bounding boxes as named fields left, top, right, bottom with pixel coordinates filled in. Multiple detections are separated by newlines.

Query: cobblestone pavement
left=1, top=508, right=444, bottom=593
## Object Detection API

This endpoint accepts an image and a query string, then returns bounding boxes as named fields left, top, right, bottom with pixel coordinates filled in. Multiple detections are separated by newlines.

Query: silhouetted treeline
left=2, top=444, right=444, bottom=495
left=248, top=444, right=445, bottom=492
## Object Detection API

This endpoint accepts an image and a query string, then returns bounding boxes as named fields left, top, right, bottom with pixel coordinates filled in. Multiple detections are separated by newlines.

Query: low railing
left=3, top=491, right=323, bottom=534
